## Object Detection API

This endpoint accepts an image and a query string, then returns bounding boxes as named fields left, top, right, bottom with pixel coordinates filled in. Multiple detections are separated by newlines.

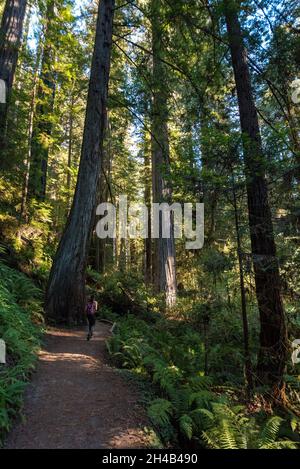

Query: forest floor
left=4, top=322, right=150, bottom=449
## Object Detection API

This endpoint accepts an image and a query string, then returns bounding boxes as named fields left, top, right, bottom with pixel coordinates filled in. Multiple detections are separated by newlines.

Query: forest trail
left=5, top=323, right=149, bottom=449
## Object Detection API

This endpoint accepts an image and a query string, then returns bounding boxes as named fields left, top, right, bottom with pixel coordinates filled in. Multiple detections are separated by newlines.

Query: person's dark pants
left=87, top=314, right=96, bottom=336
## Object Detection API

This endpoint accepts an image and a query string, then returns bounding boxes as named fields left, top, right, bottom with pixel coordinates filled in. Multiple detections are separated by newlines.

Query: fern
left=106, top=312, right=300, bottom=449
left=187, top=375, right=213, bottom=390
left=0, top=261, right=41, bottom=442
left=179, top=414, right=194, bottom=440
left=168, top=387, right=191, bottom=414
left=258, top=416, right=283, bottom=448
left=153, top=364, right=182, bottom=391
left=199, top=404, right=299, bottom=449
left=189, top=390, right=215, bottom=408
left=257, top=416, right=298, bottom=449
left=148, top=399, right=173, bottom=426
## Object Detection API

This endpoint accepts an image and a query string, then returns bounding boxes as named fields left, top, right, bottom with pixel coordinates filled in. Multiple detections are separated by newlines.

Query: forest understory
left=0, top=0, right=300, bottom=451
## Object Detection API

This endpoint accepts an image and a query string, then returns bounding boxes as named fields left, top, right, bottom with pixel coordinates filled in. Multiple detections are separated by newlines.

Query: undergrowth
left=106, top=312, right=300, bottom=449
left=0, top=257, right=43, bottom=443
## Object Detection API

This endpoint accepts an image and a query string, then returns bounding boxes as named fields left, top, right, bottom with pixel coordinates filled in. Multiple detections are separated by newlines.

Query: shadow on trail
left=5, top=323, right=149, bottom=449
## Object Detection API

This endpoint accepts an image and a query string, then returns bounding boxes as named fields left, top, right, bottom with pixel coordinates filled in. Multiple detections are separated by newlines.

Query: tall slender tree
left=45, top=0, right=115, bottom=323
left=143, top=131, right=152, bottom=285
left=224, top=0, right=288, bottom=395
left=20, top=39, right=42, bottom=220
left=151, top=0, right=177, bottom=307
left=0, top=0, right=27, bottom=152
left=28, top=0, right=56, bottom=200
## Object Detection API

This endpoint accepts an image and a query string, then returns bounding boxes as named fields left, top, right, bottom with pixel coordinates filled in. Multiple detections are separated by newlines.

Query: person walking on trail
left=86, top=296, right=98, bottom=341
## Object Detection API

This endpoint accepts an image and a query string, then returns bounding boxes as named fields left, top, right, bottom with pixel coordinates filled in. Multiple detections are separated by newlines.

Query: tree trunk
left=45, top=0, right=115, bottom=324
left=66, top=89, right=74, bottom=210
left=0, top=0, right=27, bottom=152
left=232, top=170, right=253, bottom=396
left=224, top=0, right=287, bottom=393
left=151, top=0, right=177, bottom=307
left=95, top=142, right=110, bottom=273
left=28, top=0, right=56, bottom=201
left=144, top=133, right=152, bottom=284
left=94, top=115, right=112, bottom=273
left=20, top=41, right=42, bottom=221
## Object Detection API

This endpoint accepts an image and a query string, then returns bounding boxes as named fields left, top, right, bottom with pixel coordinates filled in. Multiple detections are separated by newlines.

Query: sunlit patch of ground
left=5, top=322, right=150, bottom=449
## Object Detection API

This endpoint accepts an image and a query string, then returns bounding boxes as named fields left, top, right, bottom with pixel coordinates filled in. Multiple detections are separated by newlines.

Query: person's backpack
left=86, top=302, right=94, bottom=315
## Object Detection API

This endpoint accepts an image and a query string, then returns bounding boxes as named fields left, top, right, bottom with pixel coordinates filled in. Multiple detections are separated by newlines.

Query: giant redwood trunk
left=151, top=0, right=177, bottom=308
left=45, top=0, right=115, bottom=324
left=0, top=0, right=27, bottom=152
left=224, top=0, right=288, bottom=392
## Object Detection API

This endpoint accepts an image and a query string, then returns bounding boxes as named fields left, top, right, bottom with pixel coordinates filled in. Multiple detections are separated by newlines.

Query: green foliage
left=0, top=261, right=42, bottom=441
left=88, top=269, right=162, bottom=320
left=107, top=313, right=300, bottom=448
left=148, top=399, right=173, bottom=426
left=201, top=248, right=234, bottom=279
left=201, top=404, right=299, bottom=449
left=107, top=313, right=216, bottom=445
left=179, top=414, right=194, bottom=440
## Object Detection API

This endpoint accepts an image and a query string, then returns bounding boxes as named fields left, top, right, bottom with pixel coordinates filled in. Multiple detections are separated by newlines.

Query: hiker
left=86, top=295, right=98, bottom=340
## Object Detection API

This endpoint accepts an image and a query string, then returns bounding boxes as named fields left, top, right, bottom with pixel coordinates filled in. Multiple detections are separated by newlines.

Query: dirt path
left=5, top=322, right=149, bottom=449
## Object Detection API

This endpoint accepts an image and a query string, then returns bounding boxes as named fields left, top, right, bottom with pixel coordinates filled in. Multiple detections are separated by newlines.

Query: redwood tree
left=224, top=0, right=288, bottom=394
left=28, top=0, right=56, bottom=200
left=151, top=0, right=177, bottom=307
left=0, top=0, right=27, bottom=151
left=45, top=0, right=115, bottom=323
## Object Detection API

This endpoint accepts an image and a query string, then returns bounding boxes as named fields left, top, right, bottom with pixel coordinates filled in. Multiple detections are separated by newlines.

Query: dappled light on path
left=5, top=323, right=149, bottom=449
left=39, top=350, right=100, bottom=368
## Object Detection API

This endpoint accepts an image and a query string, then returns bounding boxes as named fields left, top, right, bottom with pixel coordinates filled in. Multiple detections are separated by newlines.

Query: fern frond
left=188, top=375, right=213, bottom=390
left=258, top=416, right=282, bottom=448
left=148, top=399, right=173, bottom=426
left=218, top=418, right=239, bottom=449
left=202, top=429, right=221, bottom=449
left=179, top=414, right=194, bottom=440
left=189, top=390, right=214, bottom=408
left=262, top=441, right=299, bottom=449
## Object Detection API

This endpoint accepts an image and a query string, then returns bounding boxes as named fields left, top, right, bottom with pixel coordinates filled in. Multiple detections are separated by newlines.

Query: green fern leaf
left=179, top=414, right=194, bottom=440
left=148, top=399, right=173, bottom=426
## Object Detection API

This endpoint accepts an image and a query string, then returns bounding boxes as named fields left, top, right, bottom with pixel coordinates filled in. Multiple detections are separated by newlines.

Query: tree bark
left=95, top=122, right=111, bottom=273
left=144, top=141, right=152, bottom=285
left=231, top=170, right=253, bottom=395
left=224, top=0, right=287, bottom=393
left=66, top=88, right=74, bottom=211
left=151, top=0, right=177, bottom=307
left=45, top=0, right=115, bottom=324
left=0, top=0, right=27, bottom=152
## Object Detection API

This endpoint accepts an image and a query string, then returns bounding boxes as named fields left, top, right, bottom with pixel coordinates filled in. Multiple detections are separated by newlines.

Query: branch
left=113, top=40, right=154, bottom=96
left=113, top=33, right=204, bottom=102
left=114, top=1, right=136, bottom=11
left=109, top=95, right=163, bottom=151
